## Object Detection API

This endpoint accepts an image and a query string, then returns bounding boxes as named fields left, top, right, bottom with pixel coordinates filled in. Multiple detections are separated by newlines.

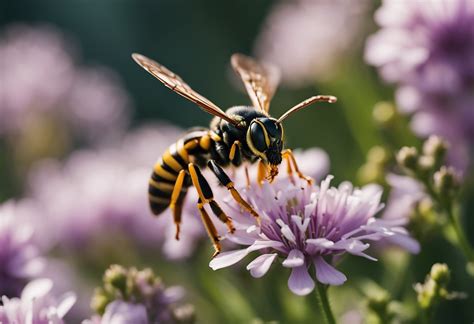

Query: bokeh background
left=2, top=0, right=474, bottom=323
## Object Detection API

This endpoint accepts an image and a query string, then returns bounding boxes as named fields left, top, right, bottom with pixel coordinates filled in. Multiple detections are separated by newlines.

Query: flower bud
left=91, top=288, right=110, bottom=315
left=417, top=155, right=435, bottom=177
left=368, top=146, right=391, bottom=165
left=430, top=263, right=450, bottom=287
left=415, top=279, right=437, bottom=309
left=415, top=263, right=452, bottom=311
left=373, top=102, right=396, bottom=126
left=423, top=136, right=448, bottom=166
left=433, top=166, right=459, bottom=198
left=104, top=264, right=128, bottom=295
left=172, top=304, right=196, bottom=324
left=396, top=147, right=419, bottom=172
left=364, top=282, right=395, bottom=323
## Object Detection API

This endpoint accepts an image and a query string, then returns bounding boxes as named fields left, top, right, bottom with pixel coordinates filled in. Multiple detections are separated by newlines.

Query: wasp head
left=246, top=117, right=284, bottom=181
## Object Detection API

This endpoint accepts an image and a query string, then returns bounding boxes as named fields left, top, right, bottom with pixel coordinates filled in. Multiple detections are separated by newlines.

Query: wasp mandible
left=132, top=53, right=336, bottom=257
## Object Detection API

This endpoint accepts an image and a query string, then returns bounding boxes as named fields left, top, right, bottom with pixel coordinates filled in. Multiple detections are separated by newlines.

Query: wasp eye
left=250, top=122, right=267, bottom=152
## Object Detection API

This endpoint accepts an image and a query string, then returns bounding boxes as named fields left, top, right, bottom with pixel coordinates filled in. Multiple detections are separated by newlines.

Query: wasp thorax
left=247, top=117, right=284, bottom=165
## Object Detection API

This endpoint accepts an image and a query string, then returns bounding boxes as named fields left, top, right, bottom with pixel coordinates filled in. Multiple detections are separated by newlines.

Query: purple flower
left=26, top=124, right=204, bottom=260
left=365, top=0, right=474, bottom=170
left=85, top=266, right=187, bottom=324
left=0, top=24, right=130, bottom=145
left=210, top=175, right=419, bottom=296
left=0, top=201, right=44, bottom=297
left=383, top=173, right=426, bottom=223
left=90, top=301, right=148, bottom=324
left=0, top=278, right=76, bottom=324
left=254, top=0, right=370, bottom=85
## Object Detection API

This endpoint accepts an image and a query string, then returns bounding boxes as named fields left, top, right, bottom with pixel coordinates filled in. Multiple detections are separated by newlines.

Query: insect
left=132, top=52, right=336, bottom=257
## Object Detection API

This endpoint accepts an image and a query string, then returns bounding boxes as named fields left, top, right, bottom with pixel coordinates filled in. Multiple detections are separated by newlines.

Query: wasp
left=132, top=53, right=336, bottom=257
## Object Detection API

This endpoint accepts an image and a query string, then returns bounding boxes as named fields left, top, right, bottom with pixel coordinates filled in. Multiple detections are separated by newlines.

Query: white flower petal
left=282, top=249, right=305, bottom=268
left=287, top=265, right=315, bottom=296
left=21, top=278, right=53, bottom=301
left=314, top=256, right=346, bottom=286
left=56, top=292, right=77, bottom=318
left=209, top=249, right=250, bottom=270
left=248, top=240, right=285, bottom=252
left=276, top=219, right=297, bottom=244
left=246, top=253, right=277, bottom=278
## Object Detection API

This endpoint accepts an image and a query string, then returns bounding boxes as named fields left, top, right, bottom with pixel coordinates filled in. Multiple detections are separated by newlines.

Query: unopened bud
left=104, top=264, right=128, bottom=295
left=415, top=279, right=437, bottom=309
left=357, top=162, right=384, bottom=184
left=368, top=146, right=391, bottom=165
left=373, top=102, right=396, bottom=126
left=91, top=288, right=110, bottom=315
left=397, top=147, right=419, bottom=172
left=415, top=263, right=454, bottom=311
left=433, top=166, right=459, bottom=197
left=423, top=136, right=448, bottom=165
left=430, top=263, right=450, bottom=287
left=172, top=304, right=196, bottom=324
left=417, top=155, right=435, bottom=178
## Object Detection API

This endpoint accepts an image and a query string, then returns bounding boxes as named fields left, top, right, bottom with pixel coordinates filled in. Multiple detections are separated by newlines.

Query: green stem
left=446, top=204, right=474, bottom=264
left=315, top=282, right=337, bottom=324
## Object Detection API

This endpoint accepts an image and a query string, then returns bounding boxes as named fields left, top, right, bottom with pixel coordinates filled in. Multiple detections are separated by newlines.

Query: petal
left=386, top=234, right=421, bottom=254
left=101, top=301, right=147, bottom=324
left=305, top=238, right=335, bottom=254
left=314, top=256, right=346, bottom=286
left=246, top=253, right=277, bottom=278
left=287, top=265, right=315, bottom=296
left=209, top=249, right=249, bottom=270
left=282, top=249, right=305, bottom=268
left=248, top=240, right=285, bottom=252
left=21, top=278, right=52, bottom=301
left=56, top=292, right=77, bottom=318
left=333, top=240, right=377, bottom=261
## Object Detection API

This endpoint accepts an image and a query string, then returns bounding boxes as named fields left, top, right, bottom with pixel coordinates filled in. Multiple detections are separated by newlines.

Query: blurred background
left=2, top=0, right=474, bottom=323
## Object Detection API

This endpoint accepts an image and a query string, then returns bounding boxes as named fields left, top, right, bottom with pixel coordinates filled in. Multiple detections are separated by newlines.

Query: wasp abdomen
left=148, top=130, right=212, bottom=215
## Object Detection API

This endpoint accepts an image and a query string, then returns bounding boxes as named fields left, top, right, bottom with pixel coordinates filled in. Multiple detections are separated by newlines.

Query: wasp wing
left=132, top=53, right=239, bottom=126
left=231, top=53, right=280, bottom=113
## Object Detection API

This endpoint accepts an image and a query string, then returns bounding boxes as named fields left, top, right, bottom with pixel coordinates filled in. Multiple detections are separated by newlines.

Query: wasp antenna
left=277, top=95, right=337, bottom=123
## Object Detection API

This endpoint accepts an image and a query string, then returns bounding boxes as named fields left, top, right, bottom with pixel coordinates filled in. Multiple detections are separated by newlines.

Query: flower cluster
left=365, top=0, right=474, bottom=170
left=0, top=201, right=44, bottom=298
left=85, top=265, right=192, bottom=324
left=25, top=124, right=204, bottom=260
left=0, top=24, right=130, bottom=148
left=210, top=175, right=420, bottom=296
left=254, top=0, right=370, bottom=85
left=0, top=278, right=76, bottom=323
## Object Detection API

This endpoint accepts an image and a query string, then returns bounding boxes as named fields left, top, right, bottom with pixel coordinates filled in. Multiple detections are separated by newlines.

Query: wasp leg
left=207, top=160, right=261, bottom=225
left=188, top=163, right=235, bottom=234
left=197, top=198, right=221, bottom=258
left=282, top=149, right=313, bottom=184
left=169, top=169, right=187, bottom=240
left=257, top=159, right=267, bottom=186
left=244, top=165, right=251, bottom=188
left=229, top=140, right=241, bottom=163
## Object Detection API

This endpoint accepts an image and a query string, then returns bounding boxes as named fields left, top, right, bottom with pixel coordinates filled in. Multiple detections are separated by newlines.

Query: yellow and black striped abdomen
left=148, top=130, right=213, bottom=215
left=149, top=138, right=191, bottom=215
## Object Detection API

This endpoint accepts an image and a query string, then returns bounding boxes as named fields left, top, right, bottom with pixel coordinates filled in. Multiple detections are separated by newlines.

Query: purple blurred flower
left=0, top=201, right=44, bottom=297
left=210, top=175, right=419, bottom=296
left=26, top=124, right=204, bottom=260
left=90, top=301, right=148, bottom=324
left=255, top=0, right=370, bottom=85
left=84, top=266, right=186, bottom=324
left=0, top=24, right=130, bottom=144
left=0, top=278, right=76, bottom=324
left=383, top=173, right=426, bottom=223
left=365, top=0, right=474, bottom=170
